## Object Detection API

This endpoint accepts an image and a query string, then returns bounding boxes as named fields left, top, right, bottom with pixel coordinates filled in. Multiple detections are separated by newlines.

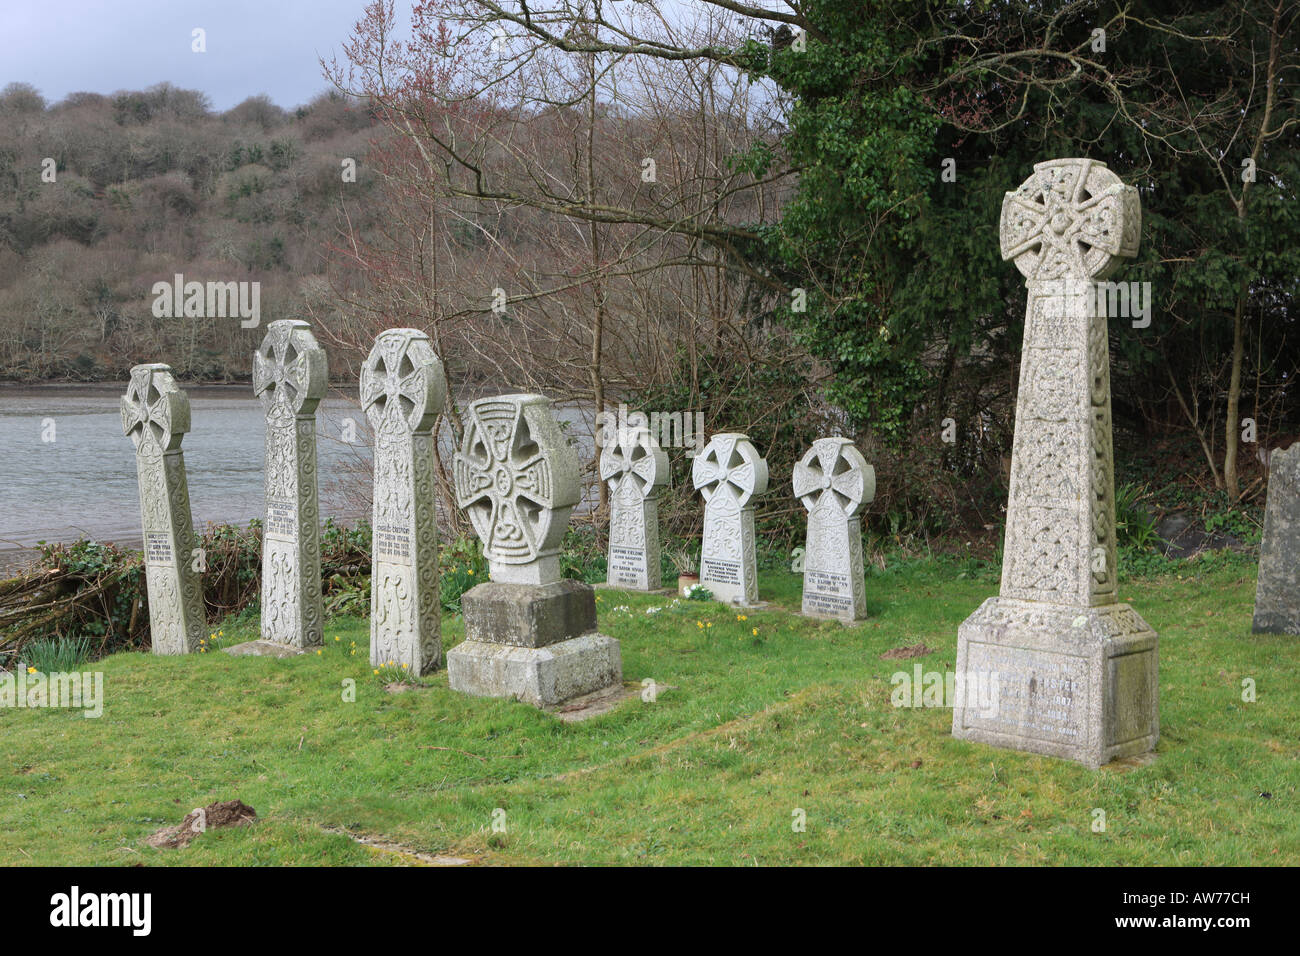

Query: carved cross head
left=121, top=363, right=190, bottom=454
left=253, top=320, right=327, bottom=416
left=793, top=437, right=874, bottom=518
left=1000, top=158, right=1140, bottom=282
left=599, top=426, right=668, bottom=501
left=359, top=328, right=447, bottom=435
left=453, top=394, right=580, bottom=568
left=692, top=433, right=768, bottom=508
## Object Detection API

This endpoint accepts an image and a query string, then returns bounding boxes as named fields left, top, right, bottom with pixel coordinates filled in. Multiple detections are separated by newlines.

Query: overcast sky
left=0, top=0, right=373, bottom=111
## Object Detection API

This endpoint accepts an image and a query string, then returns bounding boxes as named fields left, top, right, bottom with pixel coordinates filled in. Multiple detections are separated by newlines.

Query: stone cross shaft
left=121, top=364, right=205, bottom=655
left=453, top=394, right=580, bottom=586
left=692, top=433, right=768, bottom=605
left=794, top=437, right=874, bottom=621
left=253, top=319, right=327, bottom=648
left=361, top=329, right=448, bottom=673
left=600, top=425, right=669, bottom=590
left=997, top=157, right=1140, bottom=607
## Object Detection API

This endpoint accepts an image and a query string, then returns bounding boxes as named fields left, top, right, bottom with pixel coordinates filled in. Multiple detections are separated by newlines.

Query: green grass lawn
left=3, top=558, right=1297, bottom=865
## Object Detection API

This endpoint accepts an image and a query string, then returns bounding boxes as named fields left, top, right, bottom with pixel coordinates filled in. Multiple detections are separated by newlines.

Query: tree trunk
left=1224, top=286, right=1247, bottom=499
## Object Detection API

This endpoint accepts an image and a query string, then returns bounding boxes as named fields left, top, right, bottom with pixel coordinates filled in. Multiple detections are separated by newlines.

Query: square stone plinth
left=462, top=579, right=597, bottom=648
left=952, top=598, right=1158, bottom=769
left=446, top=633, right=622, bottom=708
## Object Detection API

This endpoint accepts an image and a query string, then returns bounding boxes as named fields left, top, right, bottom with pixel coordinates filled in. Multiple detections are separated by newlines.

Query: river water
left=0, top=384, right=597, bottom=569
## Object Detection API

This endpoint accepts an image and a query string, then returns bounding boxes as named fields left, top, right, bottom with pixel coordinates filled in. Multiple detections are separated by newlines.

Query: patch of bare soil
left=322, top=827, right=473, bottom=866
left=550, top=682, right=669, bottom=722
left=145, top=800, right=257, bottom=849
left=880, top=643, right=935, bottom=660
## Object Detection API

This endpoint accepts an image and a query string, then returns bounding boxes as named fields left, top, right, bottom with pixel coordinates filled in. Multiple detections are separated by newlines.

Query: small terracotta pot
left=677, top=573, right=700, bottom=595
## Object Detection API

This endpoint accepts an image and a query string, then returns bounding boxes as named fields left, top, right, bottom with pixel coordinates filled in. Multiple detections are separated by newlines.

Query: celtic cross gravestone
left=253, top=319, right=327, bottom=649
left=360, top=329, right=447, bottom=673
left=692, top=433, right=768, bottom=605
left=795, top=438, right=874, bottom=621
left=121, top=364, right=205, bottom=655
left=952, top=158, right=1159, bottom=768
left=600, top=425, right=669, bottom=590
left=448, top=394, right=622, bottom=708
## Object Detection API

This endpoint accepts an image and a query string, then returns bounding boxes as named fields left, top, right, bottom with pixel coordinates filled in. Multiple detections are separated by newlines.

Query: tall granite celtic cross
left=692, top=433, right=768, bottom=605
left=121, top=364, right=205, bottom=655
left=361, top=329, right=447, bottom=673
left=448, top=394, right=621, bottom=708
left=953, top=158, right=1158, bottom=768
left=453, top=394, right=580, bottom=585
left=600, top=425, right=669, bottom=590
left=794, top=438, right=874, bottom=621
left=253, top=319, right=327, bottom=648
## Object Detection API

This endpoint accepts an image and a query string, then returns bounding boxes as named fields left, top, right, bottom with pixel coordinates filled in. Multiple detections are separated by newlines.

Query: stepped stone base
left=462, top=579, right=596, bottom=648
left=449, top=578, right=621, bottom=708
left=447, top=633, right=622, bottom=708
left=952, top=597, right=1159, bottom=769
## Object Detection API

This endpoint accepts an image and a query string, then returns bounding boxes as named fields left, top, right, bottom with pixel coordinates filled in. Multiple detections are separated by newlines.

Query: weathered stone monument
left=1253, top=443, right=1300, bottom=634
left=952, top=158, right=1159, bottom=768
left=794, top=438, right=874, bottom=621
left=448, top=394, right=622, bottom=708
left=360, top=329, right=448, bottom=672
left=692, top=433, right=768, bottom=605
left=121, top=364, right=205, bottom=655
left=600, top=424, right=669, bottom=590
left=252, top=320, right=327, bottom=649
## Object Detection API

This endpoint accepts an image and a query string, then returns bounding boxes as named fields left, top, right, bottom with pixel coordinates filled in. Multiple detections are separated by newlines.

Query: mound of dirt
left=145, top=800, right=257, bottom=849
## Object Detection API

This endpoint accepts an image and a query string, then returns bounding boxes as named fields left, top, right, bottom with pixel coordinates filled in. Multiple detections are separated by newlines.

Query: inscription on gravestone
left=121, top=364, right=205, bottom=655
left=253, top=319, right=327, bottom=649
left=360, top=328, right=447, bottom=673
